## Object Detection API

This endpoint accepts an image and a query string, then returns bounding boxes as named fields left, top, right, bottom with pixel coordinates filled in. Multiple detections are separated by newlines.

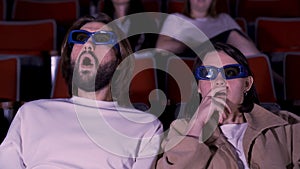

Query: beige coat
left=157, top=104, right=300, bottom=169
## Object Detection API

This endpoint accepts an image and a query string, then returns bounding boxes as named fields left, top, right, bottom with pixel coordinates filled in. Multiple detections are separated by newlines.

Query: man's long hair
left=60, top=12, right=134, bottom=106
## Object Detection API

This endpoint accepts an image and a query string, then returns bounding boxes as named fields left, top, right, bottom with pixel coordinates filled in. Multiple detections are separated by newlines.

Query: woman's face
left=112, top=0, right=130, bottom=5
left=189, top=0, right=213, bottom=14
left=197, top=51, right=253, bottom=105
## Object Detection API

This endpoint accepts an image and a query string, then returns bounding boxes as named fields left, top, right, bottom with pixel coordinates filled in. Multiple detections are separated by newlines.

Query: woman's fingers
left=205, top=87, right=227, bottom=98
left=201, top=88, right=234, bottom=124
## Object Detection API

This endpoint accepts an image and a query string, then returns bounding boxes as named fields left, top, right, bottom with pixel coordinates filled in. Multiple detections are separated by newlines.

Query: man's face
left=70, top=22, right=119, bottom=92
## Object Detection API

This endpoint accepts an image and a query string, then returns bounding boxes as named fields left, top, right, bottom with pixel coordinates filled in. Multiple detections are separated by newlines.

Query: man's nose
left=83, top=40, right=94, bottom=51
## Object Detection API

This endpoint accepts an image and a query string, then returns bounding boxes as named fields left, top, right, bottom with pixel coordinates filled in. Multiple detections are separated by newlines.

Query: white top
left=0, top=97, right=163, bottom=169
left=220, top=123, right=249, bottom=169
left=159, top=13, right=241, bottom=45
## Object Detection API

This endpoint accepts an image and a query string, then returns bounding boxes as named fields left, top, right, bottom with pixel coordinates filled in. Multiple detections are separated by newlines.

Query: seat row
left=1, top=0, right=300, bottom=21
left=0, top=0, right=81, bottom=21
left=0, top=15, right=298, bottom=55
left=1, top=0, right=299, bottom=54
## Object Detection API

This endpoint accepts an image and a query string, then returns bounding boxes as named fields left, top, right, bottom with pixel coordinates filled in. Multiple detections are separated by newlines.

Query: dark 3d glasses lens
left=68, top=30, right=117, bottom=45
left=195, top=64, right=248, bottom=80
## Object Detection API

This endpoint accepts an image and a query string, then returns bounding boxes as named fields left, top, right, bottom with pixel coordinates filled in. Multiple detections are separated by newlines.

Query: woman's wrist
left=186, top=121, right=204, bottom=138
left=185, top=134, right=199, bottom=139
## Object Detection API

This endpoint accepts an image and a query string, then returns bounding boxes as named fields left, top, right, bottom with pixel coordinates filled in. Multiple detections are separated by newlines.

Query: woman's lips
left=214, top=91, right=227, bottom=98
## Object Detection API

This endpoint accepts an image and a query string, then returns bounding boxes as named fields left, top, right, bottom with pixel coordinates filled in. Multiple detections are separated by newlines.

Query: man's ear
left=197, top=83, right=202, bottom=94
left=245, top=76, right=254, bottom=92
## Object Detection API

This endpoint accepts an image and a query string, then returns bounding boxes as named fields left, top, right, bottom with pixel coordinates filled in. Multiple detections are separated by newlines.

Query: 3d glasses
left=195, top=64, right=248, bottom=80
left=68, top=30, right=118, bottom=45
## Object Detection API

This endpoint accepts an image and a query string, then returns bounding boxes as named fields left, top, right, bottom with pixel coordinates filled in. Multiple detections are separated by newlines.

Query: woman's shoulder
left=257, top=103, right=300, bottom=124
left=167, top=13, right=191, bottom=21
left=216, top=13, right=236, bottom=22
left=250, top=104, right=300, bottom=126
left=274, top=110, right=300, bottom=124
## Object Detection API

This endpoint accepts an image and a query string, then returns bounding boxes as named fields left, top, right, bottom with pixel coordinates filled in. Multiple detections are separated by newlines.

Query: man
left=0, top=13, right=163, bottom=169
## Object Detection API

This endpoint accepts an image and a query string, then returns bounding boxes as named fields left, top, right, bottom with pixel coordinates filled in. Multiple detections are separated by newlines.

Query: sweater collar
left=71, top=96, right=118, bottom=109
left=243, top=104, right=288, bottom=162
left=244, top=104, right=288, bottom=132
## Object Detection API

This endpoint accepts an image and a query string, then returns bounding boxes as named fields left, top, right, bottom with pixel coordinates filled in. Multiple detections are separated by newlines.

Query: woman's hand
left=186, top=87, right=233, bottom=141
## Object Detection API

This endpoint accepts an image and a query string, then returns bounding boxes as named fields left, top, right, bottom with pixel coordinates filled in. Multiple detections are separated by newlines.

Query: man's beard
left=72, top=51, right=118, bottom=92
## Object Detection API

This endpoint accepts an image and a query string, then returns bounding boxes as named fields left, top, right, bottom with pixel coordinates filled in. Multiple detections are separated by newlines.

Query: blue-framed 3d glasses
left=68, top=30, right=118, bottom=45
left=195, top=64, right=248, bottom=80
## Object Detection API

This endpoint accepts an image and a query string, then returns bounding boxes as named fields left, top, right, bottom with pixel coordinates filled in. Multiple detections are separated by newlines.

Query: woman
left=156, top=43, right=300, bottom=169
left=156, top=0, right=259, bottom=56
left=101, top=0, right=159, bottom=52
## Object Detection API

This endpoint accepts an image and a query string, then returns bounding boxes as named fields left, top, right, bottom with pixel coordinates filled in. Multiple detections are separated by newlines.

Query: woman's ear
left=245, top=76, right=254, bottom=92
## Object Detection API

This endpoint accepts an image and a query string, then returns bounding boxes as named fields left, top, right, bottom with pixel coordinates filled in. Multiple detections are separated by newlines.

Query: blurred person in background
left=156, top=0, right=260, bottom=57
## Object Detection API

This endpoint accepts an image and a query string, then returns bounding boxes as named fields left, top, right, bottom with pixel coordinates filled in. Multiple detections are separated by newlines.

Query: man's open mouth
left=82, top=56, right=93, bottom=66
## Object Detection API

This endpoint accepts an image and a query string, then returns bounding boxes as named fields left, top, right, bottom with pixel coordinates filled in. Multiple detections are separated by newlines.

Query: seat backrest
left=129, top=55, right=158, bottom=106
left=0, top=0, right=6, bottom=20
left=0, top=57, right=21, bottom=101
left=215, top=0, right=230, bottom=14
left=141, top=0, right=160, bottom=12
left=167, top=0, right=184, bottom=13
left=0, top=19, right=57, bottom=54
left=235, top=17, right=247, bottom=33
left=12, top=0, right=79, bottom=26
left=51, top=57, right=69, bottom=98
left=78, top=0, right=90, bottom=15
left=255, top=17, right=300, bottom=53
left=165, top=57, right=195, bottom=105
left=236, top=0, right=300, bottom=23
left=283, top=52, right=300, bottom=101
left=247, top=54, right=277, bottom=103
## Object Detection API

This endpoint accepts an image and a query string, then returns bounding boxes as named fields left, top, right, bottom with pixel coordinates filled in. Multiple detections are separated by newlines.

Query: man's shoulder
left=115, top=105, right=163, bottom=128
left=24, top=98, right=70, bottom=105
left=20, top=98, right=71, bottom=111
left=116, top=105, right=158, bottom=118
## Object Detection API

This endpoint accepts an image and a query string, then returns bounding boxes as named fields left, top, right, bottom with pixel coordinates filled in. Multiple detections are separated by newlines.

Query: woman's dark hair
left=182, top=0, right=218, bottom=18
left=60, top=12, right=134, bottom=105
left=183, top=42, right=259, bottom=119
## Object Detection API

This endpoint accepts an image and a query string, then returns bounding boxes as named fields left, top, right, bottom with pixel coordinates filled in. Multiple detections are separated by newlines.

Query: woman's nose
left=214, top=74, right=226, bottom=86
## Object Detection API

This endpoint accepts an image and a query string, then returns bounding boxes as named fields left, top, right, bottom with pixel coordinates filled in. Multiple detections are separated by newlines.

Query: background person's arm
left=156, top=35, right=188, bottom=55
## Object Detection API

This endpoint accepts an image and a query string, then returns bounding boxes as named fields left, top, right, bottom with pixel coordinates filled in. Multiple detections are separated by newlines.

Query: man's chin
left=75, top=80, right=110, bottom=93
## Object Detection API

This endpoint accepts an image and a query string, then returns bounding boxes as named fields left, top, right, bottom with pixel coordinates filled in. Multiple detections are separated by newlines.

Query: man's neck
left=77, top=85, right=113, bottom=101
